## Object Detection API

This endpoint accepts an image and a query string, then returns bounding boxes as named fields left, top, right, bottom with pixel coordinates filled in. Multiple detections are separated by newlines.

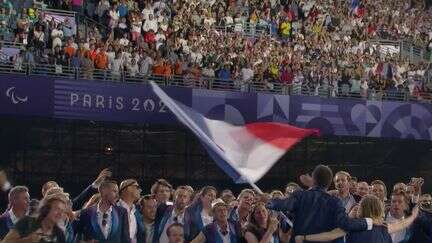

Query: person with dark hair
left=139, top=194, right=157, bottom=243
left=28, top=199, right=40, bottom=217
left=0, top=186, right=30, bottom=240
left=408, top=194, right=432, bottom=243
left=184, top=186, right=217, bottom=241
left=295, top=195, right=419, bottom=243
left=385, top=191, right=411, bottom=242
left=167, top=222, right=185, bottom=243
left=285, top=182, right=301, bottom=198
left=151, top=179, right=174, bottom=205
left=154, top=185, right=193, bottom=243
left=117, top=179, right=143, bottom=243
left=244, top=201, right=291, bottom=243
left=331, top=171, right=361, bottom=213
left=228, top=189, right=255, bottom=229
left=267, top=164, right=374, bottom=243
left=2, top=194, right=68, bottom=243
left=191, top=198, right=242, bottom=243
left=41, top=168, right=112, bottom=211
left=371, top=180, right=388, bottom=204
left=75, top=180, right=130, bottom=243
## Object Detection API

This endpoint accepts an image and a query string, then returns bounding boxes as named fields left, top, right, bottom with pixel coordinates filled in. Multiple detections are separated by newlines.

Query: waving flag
left=150, top=82, right=319, bottom=184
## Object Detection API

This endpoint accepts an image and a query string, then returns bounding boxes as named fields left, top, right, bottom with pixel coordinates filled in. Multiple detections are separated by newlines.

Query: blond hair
left=358, top=195, right=384, bottom=220
left=334, top=171, right=351, bottom=181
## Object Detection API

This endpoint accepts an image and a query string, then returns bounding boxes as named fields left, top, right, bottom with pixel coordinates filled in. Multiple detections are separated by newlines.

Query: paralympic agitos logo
left=6, top=87, right=28, bottom=104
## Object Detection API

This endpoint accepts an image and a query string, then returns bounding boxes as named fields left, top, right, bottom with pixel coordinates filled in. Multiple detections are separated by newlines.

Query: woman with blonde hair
left=295, top=195, right=419, bottom=243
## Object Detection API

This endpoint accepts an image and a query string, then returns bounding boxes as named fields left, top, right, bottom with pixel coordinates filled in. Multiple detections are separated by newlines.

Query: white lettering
left=96, top=95, right=105, bottom=109
left=116, top=97, right=124, bottom=110
left=143, top=99, right=155, bottom=112
left=83, top=94, right=92, bottom=108
left=108, top=96, right=113, bottom=109
left=158, top=100, right=167, bottom=113
left=132, top=98, right=140, bottom=111
left=70, top=93, right=79, bottom=106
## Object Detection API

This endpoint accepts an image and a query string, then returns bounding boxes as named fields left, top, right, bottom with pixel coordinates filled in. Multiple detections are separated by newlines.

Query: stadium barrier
left=1, top=61, right=431, bottom=103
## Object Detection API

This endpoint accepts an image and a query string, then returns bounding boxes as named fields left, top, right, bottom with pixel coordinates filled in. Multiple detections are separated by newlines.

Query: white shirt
left=141, top=8, right=154, bottom=20
left=201, top=211, right=213, bottom=227
left=117, top=199, right=138, bottom=243
left=8, top=209, right=19, bottom=225
left=241, top=68, right=254, bottom=82
left=386, top=212, right=406, bottom=243
left=159, top=209, right=185, bottom=243
left=217, top=224, right=230, bottom=243
left=140, top=56, right=154, bottom=75
left=110, top=58, right=123, bottom=74
left=142, top=19, right=158, bottom=32
left=97, top=205, right=112, bottom=239
left=144, top=222, right=154, bottom=243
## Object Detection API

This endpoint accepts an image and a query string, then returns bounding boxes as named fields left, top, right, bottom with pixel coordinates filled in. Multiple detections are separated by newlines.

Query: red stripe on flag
left=245, top=122, right=320, bottom=150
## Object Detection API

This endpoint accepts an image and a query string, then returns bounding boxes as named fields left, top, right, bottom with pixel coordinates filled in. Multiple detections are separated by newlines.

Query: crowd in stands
left=0, top=0, right=432, bottom=98
left=0, top=165, right=430, bottom=243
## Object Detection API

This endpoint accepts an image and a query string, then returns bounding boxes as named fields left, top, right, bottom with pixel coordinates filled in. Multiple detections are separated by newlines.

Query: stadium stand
left=0, top=0, right=431, bottom=102
left=0, top=1, right=432, bottom=243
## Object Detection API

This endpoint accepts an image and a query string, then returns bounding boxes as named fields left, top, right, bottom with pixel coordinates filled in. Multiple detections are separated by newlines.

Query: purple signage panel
left=53, top=79, right=192, bottom=124
left=0, top=75, right=53, bottom=117
left=1, top=74, right=432, bottom=140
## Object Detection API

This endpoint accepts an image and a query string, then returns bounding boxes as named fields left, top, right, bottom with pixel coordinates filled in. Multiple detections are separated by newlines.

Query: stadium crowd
left=0, top=0, right=432, bottom=98
left=0, top=165, right=430, bottom=243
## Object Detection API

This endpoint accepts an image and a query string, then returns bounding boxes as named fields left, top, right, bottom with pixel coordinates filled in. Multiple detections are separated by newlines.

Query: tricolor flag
left=151, top=82, right=319, bottom=185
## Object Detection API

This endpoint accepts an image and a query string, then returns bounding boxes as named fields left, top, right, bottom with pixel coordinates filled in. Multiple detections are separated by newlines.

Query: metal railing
left=2, top=62, right=431, bottom=103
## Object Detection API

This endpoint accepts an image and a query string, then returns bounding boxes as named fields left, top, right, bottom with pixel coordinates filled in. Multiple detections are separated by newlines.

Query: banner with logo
left=1, top=74, right=432, bottom=140
left=0, top=75, right=53, bottom=117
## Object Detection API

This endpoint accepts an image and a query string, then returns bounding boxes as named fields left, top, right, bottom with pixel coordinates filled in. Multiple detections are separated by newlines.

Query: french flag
left=151, top=82, right=319, bottom=184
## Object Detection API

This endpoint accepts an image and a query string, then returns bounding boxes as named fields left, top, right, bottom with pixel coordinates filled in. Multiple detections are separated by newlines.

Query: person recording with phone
left=244, top=202, right=291, bottom=243
left=2, top=193, right=68, bottom=243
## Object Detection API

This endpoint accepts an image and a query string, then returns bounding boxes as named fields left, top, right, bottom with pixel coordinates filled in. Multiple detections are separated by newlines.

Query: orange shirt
left=94, top=52, right=108, bottom=69
left=87, top=50, right=98, bottom=62
left=64, top=46, right=76, bottom=58
left=174, top=61, right=183, bottom=75
left=152, top=64, right=165, bottom=76
left=163, top=64, right=172, bottom=78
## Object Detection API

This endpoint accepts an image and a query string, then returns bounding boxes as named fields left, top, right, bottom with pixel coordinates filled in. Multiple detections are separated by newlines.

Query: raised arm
left=266, top=192, right=298, bottom=213
left=190, top=232, right=206, bottom=243
left=388, top=206, right=419, bottom=234
left=333, top=198, right=372, bottom=232
left=294, top=228, right=346, bottom=243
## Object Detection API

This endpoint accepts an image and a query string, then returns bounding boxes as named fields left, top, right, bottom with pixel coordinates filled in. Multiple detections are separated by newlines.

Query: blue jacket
left=408, top=210, right=432, bottom=243
left=267, top=187, right=369, bottom=243
left=75, top=205, right=131, bottom=243
left=202, top=221, right=241, bottom=243
left=0, top=211, right=14, bottom=240
left=117, top=202, right=146, bottom=243
left=184, top=198, right=206, bottom=242
left=72, top=185, right=97, bottom=211
left=153, top=203, right=177, bottom=243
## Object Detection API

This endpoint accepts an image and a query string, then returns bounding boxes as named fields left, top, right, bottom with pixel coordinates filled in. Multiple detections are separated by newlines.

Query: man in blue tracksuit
left=267, top=165, right=373, bottom=243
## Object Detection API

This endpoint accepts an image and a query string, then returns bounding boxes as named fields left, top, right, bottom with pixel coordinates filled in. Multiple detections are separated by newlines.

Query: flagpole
left=248, top=180, right=263, bottom=195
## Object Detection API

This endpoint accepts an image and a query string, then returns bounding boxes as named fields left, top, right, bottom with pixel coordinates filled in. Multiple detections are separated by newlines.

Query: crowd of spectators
left=0, top=0, right=432, bottom=98
left=0, top=165, right=430, bottom=243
